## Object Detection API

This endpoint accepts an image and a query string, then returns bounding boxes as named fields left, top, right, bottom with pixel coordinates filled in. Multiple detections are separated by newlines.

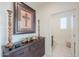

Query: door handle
left=51, top=35, right=53, bottom=46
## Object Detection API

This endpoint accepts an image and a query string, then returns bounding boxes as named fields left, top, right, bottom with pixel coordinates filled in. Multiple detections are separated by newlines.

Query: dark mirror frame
left=13, top=2, right=36, bottom=34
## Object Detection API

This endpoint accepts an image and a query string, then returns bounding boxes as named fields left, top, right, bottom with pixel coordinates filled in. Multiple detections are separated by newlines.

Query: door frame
left=50, top=8, right=79, bottom=57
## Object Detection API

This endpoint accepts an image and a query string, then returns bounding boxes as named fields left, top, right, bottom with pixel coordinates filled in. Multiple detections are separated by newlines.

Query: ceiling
left=24, top=2, right=79, bottom=10
left=25, top=2, right=49, bottom=9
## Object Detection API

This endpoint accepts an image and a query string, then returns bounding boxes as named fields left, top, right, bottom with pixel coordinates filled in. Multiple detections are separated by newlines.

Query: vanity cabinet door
left=24, top=47, right=31, bottom=57
left=28, top=39, right=45, bottom=57
left=10, top=48, right=26, bottom=57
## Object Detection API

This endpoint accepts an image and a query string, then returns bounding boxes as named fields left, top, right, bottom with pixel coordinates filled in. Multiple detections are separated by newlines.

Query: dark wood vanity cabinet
left=2, top=37, right=45, bottom=57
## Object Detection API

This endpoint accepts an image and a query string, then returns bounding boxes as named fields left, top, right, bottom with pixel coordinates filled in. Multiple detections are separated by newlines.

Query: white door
left=51, top=10, right=75, bottom=57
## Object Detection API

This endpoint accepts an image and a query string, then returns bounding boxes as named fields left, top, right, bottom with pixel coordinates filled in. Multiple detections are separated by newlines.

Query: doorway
left=51, top=10, right=77, bottom=57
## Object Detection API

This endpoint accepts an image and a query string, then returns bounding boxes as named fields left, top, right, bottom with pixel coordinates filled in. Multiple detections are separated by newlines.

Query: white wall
left=37, top=2, right=79, bottom=57
left=0, top=2, right=12, bottom=57
left=0, top=2, right=38, bottom=57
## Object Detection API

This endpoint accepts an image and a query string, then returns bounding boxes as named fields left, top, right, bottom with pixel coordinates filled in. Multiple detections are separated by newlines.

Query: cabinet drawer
left=30, top=44, right=40, bottom=51
left=11, top=49, right=25, bottom=57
